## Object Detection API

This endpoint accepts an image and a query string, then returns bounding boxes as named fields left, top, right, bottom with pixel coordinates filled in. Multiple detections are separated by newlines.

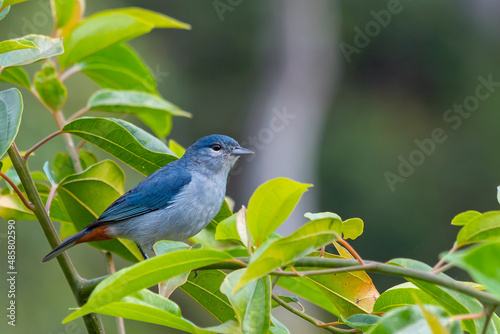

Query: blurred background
left=2, top=0, right=500, bottom=333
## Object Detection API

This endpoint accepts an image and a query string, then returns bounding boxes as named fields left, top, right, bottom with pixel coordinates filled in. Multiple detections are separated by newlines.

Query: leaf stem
left=45, top=184, right=58, bottom=213
left=337, top=238, right=364, bottom=265
left=59, top=64, right=81, bottom=82
left=67, top=106, right=90, bottom=122
left=199, top=257, right=500, bottom=306
left=271, top=294, right=359, bottom=333
left=271, top=264, right=378, bottom=277
left=0, top=170, right=34, bottom=210
left=23, top=130, right=62, bottom=162
left=432, top=243, right=458, bottom=272
left=7, top=143, right=104, bottom=333
left=481, top=305, right=497, bottom=334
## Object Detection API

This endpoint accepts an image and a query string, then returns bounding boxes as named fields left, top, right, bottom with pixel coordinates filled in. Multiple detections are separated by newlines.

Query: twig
left=67, top=106, right=89, bottom=123
left=198, top=257, right=500, bottom=306
left=432, top=262, right=454, bottom=274
left=450, top=308, right=485, bottom=322
left=76, top=140, right=86, bottom=152
left=432, top=244, right=459, bottom=273
left=337, top=238, right=364, bottom=265
left=482, top=305, right=497, bottom=334
left=271, top=264, right=377, bottom=277
left=7, top=143, right=104, bottom=332
left=23, top=130, right=62, bottom=162
left=271, top=295, right=358, bottom=333
left=271, top=275, right=280, bottom=288
left=59, top=64, right=81, bottom=82
left=103, top=251, right=126, bottom=334
left=55, top=111, right=83, bottom=172
left=45, top=184, right=58, bottom=213
left=0, top=171, right=34, bottom=211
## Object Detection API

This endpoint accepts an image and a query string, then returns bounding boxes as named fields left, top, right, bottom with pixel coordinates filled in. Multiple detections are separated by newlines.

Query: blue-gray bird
left=42, top=135, right=253, bottom=262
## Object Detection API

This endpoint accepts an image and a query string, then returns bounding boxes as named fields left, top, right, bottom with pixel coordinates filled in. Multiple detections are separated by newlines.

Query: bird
left=42, top=134, right=253, bottom=262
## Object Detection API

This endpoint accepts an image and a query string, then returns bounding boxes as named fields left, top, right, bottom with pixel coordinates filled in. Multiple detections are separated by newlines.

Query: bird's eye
left=211, top=144, right=222, bottom=151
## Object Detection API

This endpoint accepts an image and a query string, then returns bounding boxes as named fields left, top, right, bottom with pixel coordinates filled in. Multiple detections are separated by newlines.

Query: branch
left=7, top=143, right=104, bottom=333
left=59, top=64, right=81, bottom=82
left=67, top=106, right=89, bottom=123
left=0, top=171, right=34, bottom=211
left=272, top=295, right=359, bottom=333
left=481, top=305, right=497, bottom=334
left=55, top=111, right=83, bottom=172
left=23, top=130, right=62, bottom=162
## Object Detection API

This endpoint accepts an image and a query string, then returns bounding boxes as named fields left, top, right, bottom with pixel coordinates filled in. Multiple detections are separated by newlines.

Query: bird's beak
left=231, top=147, right=254, bottom=156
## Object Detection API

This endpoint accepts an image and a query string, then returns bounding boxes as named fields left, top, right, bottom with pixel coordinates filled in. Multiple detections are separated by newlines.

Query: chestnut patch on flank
left=76, top=226, right=113, bottom=243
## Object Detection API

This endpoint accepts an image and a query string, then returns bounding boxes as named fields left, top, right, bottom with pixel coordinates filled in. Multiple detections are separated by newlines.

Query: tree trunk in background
left=235, top=0, right=340, bottom=235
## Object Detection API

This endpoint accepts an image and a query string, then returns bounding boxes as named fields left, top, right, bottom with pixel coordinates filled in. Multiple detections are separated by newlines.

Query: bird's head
left=183, top=134, right=254, bottom=173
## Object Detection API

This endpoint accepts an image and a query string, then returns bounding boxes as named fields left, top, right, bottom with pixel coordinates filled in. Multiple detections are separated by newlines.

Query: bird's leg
left=137, top=243, right=149, bottom=260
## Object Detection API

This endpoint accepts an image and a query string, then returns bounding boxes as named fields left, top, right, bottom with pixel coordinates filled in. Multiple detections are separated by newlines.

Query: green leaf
left=59, top=7, right=190, bottom=68
left=0, top=67, right=30, bottom=89
left=62, top=117, right=177, bottom=176
left=51, top=0, right=76, bottom=28
left=461, top=212, right=500, bottom=245
left=63, top=249, right=232, bottom=323
left=277, top=275, right=340, bottom=315
left=180, top=269, right=236, bottom=323
left=373, top=282, right=439, bottom=313
left=52, top=149, right=98, bottom=182
left=278, top=251, right=379, bottom=319
left=0, top=88, right=23, bottom=159
left=342, top=218, right=364, bottom=240
left=342, top=314, right=380, bottom=332
left=369, top=304, right=462, bottom=334
left=0, top=39, right=36, bottom=54
left=451, top=211, right=481, bottom=226
left=220, top=269, right=271, bottom=334
left=169, top=139, right=186, bottom=158
left=154, top=241, right=191, bottom=298
left=215, top=214, right=240, bottom=242
left=388, top=258, right=493, bottom=334
left=446, top=241, right=500, bottom=300
left=87, top=89, right=191, bottom=138
left=78, top=43, right=157, bottom=93
left=247, top=177, right=312, bottom=246
left=0, top=35, right=63, bottom=68
left=1, top=0, right=28, bottom=7
left=33, top=60, right=67, bottom=111
left=234, top=218, right=342, bottom=293
left=56, top=160, right=141, bottom=262
left=270, top=295, right=299, bottom=309
left=456, top=211, right=500, bottom=246
left=0, top=193, right=70, bottom=223
left=270, top=316, right=290, bottom=334
left=85, top=288, right=239, bottom=334
left=0, top=6, right=10, bottom=21
left=304, top=211, right=342, bottom=221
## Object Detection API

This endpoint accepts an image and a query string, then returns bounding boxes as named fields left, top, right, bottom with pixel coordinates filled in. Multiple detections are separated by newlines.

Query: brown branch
left=45, top=184, right=58, bottom=213
left=0, top=171, right=34, bottom=211
left=67, top=106, right=90, bottom=123
left=337, top=238, right=364, bottom=265
left=23, top=130, right=62, bottom=162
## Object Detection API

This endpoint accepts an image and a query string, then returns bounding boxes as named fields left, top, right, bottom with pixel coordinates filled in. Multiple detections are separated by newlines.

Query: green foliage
left=0, top=35, right=63, bottom=69
left=87, top=89, right=191, bottom=138
left=0, top=88, right=22, bottom=158
left=220, top=269, right=272, bottom=334
left=1, top=2, right=500, bottom=334
left=247, top=177, right=312, bottom=246
left=62, top=117, right=177, bottom=175
left=34, top=60, right=67, bottom=111
left=447, top=241, right=500, bottom=299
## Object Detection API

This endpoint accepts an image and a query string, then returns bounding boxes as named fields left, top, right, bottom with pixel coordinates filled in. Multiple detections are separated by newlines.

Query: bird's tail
left=42, top=225, right=112, bottom=263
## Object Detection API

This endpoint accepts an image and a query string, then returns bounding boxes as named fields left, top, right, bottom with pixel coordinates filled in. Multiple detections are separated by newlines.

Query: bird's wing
left=95, top=166, right=191, bottom=224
